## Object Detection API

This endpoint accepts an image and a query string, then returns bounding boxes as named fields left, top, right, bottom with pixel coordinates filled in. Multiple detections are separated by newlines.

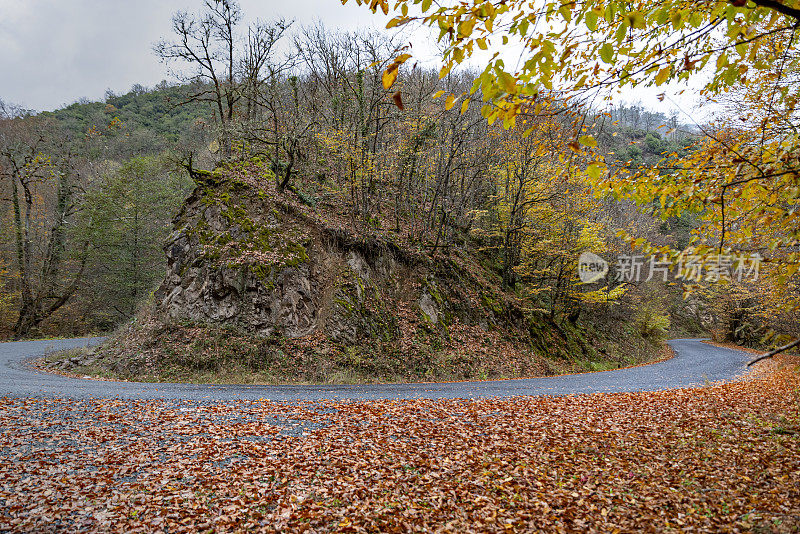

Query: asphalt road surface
left=0, top=337, right=751, bottom=401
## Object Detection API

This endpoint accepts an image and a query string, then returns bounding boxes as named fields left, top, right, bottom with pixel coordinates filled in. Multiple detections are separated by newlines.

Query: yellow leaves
left=585, top=162, right=605, bottom=179
left=654, top=6, right=669, bottom=26
left=625, top=11, right=646, bottom=29
left=670, top=10, right=684, bottom=29
left=716, top=51, right=729, bottom=71
left=382, top=69, right=399, bottom=90
left=365, top=0, right=389, bottom=14
left=578, top=135, right=597, bottom=147
left=445, top=94, right=456, bottom=110
left=654, top=65, right=671, bottom=86
left=584, top=11, right=598, bottom=30
left=599, top=43, right=614, bottom=64
left=439, top=61, right=454, bottom=79
left=354, top=0, right=796, bottom=134
left=386, top=16, right=410, bottom=29
left=578, top=283, right=628, bottom=303
left=457, top=18, right=475, bottom=38
left=558, top=2, right=573, bottom=22
left=578, top=222, right=607, bottom=252
left=382, top=53, right=413, bottom=90
left=517, top=17, right=530, bottom=37
left=614, top=22, right=628, bottom=43
left=498, top=71, right=517, bottom=93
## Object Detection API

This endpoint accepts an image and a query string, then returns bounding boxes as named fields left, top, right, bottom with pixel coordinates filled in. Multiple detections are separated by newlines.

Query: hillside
left=42, top=83, right=207, bottom=155
left=54, top=154, right=680, bottom=384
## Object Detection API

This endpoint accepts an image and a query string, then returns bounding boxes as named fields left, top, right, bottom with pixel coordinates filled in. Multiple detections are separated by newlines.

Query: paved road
left=0, top=337, right=751, bottom=401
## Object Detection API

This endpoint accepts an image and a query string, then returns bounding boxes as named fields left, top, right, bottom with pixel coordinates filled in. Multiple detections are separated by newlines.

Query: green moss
left=200, top=185, right=231, bottom=207
left=423, top=277, right=444, bottom=306
left=284, top=243, right=308, bottom=266
left=249, top=264, right=272, bottom=281
left=481, top=292, right=504, bottom=316
left=228, top=177, right=251, bottom=192
left=215, top=231, right=232, bottom=247
left=221, top=204, right=254, bottom=231
left=192, top=168, right=223, bottom=181
left=334, top=297, right=355, bottom=315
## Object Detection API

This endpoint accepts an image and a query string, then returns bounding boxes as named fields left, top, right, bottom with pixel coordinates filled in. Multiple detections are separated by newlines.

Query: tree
left=155, top=0, right=242, bottom=158
left=295, top=26, right=405, bottom=213
left=0, top=114, right=88, bottom=339
left=155, top=1, right=290, bottom=160
left=238, top=18, right=296, bottom=189
left=349, top=0, right=800, bottom=355
left=78, top=156, right=192, bottom=325
left=354, top=0, right=800, bottom=121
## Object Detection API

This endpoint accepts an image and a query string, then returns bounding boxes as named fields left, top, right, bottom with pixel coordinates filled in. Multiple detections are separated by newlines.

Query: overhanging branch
left=747, top=338, right=800, bottom=366
left=749, top=0, right=800, bottom=22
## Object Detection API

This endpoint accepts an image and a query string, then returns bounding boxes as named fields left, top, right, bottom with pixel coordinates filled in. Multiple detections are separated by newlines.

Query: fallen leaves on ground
left=1, top=358, right=799, bottom=533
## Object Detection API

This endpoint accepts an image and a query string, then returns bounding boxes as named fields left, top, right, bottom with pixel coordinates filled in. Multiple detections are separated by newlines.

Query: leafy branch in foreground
left=348, top=0, right=800, bottom=354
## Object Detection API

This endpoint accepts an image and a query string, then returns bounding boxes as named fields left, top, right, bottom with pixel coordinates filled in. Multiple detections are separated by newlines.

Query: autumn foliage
left=345, top=0, right=800, bottom=348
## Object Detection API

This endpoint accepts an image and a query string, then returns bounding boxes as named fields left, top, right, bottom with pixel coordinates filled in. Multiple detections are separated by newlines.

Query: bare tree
left=153, top=1, right=236, bottom=159
left=241, top=19, right=293, bottom=125
left=0, top=115, right=88, bottom=339
left=155, top=1, right=293, bottom=164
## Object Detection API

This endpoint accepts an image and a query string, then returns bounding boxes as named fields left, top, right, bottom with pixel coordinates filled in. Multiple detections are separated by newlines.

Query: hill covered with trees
left=5, top=0, right=791, bottom=382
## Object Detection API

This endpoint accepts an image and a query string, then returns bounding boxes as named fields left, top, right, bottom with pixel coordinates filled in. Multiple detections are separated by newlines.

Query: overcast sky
left=0, top=0, right=701, bottom=118
left=0, top=0, right=395, bottom=112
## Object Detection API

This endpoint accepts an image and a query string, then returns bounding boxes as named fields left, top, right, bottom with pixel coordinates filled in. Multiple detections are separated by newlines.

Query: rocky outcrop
left=153, top=173, right=490, bottom=348
left=87, top=165, right=648, bottom=383
left=158, top=190, right=317, bottom=337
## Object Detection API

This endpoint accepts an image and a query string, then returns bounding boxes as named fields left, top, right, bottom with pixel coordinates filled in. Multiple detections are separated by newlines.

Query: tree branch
left=747, top=338, right=800, bottom=366
left=749, top=0, right=800, bottom=22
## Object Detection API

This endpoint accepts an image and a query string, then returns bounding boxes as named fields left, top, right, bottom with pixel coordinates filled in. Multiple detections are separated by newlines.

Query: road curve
left=0, top=338, right=751, bottom=401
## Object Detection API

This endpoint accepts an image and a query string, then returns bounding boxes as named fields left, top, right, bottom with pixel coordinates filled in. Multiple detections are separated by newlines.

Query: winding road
left=0, top=338, right=753, bottom=401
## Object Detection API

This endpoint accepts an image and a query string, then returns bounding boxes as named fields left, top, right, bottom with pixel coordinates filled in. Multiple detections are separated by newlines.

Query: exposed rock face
left=154, top=175, right=470, bottom=345
left=419, top=292, right=439, bottom=324
left=158, top=183, right=318, bottom=338
left=161, top=237, right=317, bottom=338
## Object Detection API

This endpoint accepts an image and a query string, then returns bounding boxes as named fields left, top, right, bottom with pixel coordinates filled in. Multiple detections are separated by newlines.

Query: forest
left=2, top=1, right=800, bottom=532
left=0, top=0, right=797, bottom=373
